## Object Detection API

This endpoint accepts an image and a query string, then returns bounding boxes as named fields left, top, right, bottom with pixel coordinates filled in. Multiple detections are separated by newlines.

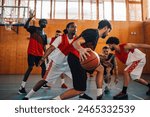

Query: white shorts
left=44, top=60, right=72, bottom=83
left=124, top=58, right=146, bottom=80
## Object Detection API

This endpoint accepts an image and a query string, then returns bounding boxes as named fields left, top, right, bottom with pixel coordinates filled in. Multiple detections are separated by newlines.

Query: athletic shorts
left=124, top=58, right=146, bottom=80
left=28, top=54, right=42, bottom=67
left=44, top=60, right=72, bottom=83
left=68, top=53, right=87, bottom=91
left=103, top=66, right=114, bottom=76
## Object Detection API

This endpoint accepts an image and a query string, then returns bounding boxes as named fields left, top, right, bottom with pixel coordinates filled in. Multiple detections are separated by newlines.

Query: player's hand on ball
left=79, top=48, right=91, bottom=62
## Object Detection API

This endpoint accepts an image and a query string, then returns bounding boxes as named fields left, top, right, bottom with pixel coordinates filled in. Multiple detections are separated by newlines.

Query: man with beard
left=99, top=46, right=118, bottom=93
left=54, top=19, right=112, bottom=100
left=18, top=14, right=49, bottom=94
left=106, top=36, right=150, bottom=99
left=47, top=30, right=68, bottom=89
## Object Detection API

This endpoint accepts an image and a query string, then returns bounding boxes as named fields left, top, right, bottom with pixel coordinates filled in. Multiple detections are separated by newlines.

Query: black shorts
left=68, top=53, right=87, bottom=91
left=28, top=54, right=42, bottom=67
left=103, top=66, right=114, bottom=76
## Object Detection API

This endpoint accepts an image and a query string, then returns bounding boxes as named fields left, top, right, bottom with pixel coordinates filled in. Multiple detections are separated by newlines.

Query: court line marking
left=115, top=87, right=144, bottom=100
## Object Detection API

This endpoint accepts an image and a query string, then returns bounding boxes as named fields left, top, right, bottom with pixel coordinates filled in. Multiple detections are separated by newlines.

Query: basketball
left=80, top=50, right=100, bottom=70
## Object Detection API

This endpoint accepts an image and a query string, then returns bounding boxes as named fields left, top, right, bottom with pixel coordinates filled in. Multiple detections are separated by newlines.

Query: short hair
left=102, top=46, right=109, bottom=50
left=106, top=37, right=120, bottom=45
left=98, top=19, right=112, bottom=30
left=56, top=30, right=61, bottom=33
left=39, top=19, right=47, bottom=24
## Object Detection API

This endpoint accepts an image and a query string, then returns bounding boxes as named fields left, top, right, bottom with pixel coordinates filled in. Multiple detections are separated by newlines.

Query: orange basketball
left=80, top=50, right=100, bottom=70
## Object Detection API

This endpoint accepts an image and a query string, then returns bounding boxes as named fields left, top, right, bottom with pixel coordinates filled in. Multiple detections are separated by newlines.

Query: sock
left=61, top=78, right=65, bottom=85
left=21, top=81, right=26, bottom=88
left=80, top=93, right=84, bottom=96
left=122, top=86, right=127, bottom=94
left=105, top=83, right=109, bottom=87
left=147, top=83, right=150, bottom=88
left=25, top=89, right=35, bottom=98
left=97, top=88, right=103, bottom=96
left=53, top=96, right=61, bottom=100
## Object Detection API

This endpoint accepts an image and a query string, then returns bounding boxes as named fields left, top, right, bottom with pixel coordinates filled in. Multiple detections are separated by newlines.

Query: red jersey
left=115, top=43, right=145, bottom=65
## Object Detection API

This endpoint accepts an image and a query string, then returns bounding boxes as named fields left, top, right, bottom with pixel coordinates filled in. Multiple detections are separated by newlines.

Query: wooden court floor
left=0, top=74, right=150, bottom=100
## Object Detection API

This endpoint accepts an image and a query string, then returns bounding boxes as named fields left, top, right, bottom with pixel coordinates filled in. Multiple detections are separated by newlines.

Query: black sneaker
left=97, top=94, right=103, bottom=100
left=22, top=97, right=29, bottom=100
left=113, top=92, right=128, bottom=100
left=104, top=86, right=110, bottom=94
left=41, top=84, right=51, bottom=89
left=79, top=93, right=93, bottom=100
left=18, top=87, right=27, bottom=94
left=146, top=89, right=150, bottom=96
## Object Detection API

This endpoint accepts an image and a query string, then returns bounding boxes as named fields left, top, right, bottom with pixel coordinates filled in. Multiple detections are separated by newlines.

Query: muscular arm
left=113, top=57, right=118, bottom=77
left=113, top=57, right=119, bottom=84
left=125, top=43, right=150, bottom=50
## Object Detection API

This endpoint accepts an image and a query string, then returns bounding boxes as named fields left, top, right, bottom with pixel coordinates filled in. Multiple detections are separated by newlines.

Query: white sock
left=97, top=88, right=103, bottom=96
left=53, top=96, right=61, bottom=100
left=80, top=93, right=84, bottom=96
left=25, top=89, right=35, bottom=98
left=21, top=81, right=26, bottom=88
left=105, top=84, right=109, bottom=88
left=61, top=78, right=65, bottom=85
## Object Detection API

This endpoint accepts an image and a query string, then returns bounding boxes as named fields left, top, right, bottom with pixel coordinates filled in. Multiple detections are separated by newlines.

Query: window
left=114, top=0, right=126, bottom=21
left=129, top=3, right=142, bottom=21
left=3, top=0, right=16, bottom=18
left=3, top=0, right=15, bottom=6
left=42, top=0, right=50, bottom=19
left=1, top=0, right=145, bottom=21
left=29, top=0, right=34, bottom=11
left=54, top=0, right=66, bottom=19
left=99, top=0, right=104, bottom=19
left=83, top=0, right=96, bottom=20
left=20, top=0, right=28, bottom=19
left=99, top=0, right=112, bottom=20
left=68, top=0, right=79, bottom=19
left=0, top=0, right=2, bottom=16
left=129, top=0, right=141, bottom=2
left=148, top=0, right=150, bottom=19
left=36, top=0, right=41, bottom=19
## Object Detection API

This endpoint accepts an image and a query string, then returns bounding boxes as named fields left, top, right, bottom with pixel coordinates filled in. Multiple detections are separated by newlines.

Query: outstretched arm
left=24, top=11, right=35, bottom=29
left=24, top=17, right=32, bottom=29
left=38, top=45, right=55, bottom=66
left=125, top=43, right=150, bottom=50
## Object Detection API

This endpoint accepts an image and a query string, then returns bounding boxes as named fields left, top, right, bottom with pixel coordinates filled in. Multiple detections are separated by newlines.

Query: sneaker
left=22, top=97, right=29, bottom=100
left=97, top=94, right=103, bottom=100
left=146, top=89, right=150, bottom=96
left=61, top=83, right=68, bottom=88
left=113, top=92, right=128, bottom=100
left=41, top=84, right=51, bottom=89
left=104, top=86, right=110, bottom=94
left=18, top=87, right=27, bottom=94
left=79, top=93, right=93, bottom=100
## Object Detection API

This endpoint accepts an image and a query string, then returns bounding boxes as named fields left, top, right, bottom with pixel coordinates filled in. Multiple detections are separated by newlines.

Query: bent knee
left=96, top=64, right=104, bottom=72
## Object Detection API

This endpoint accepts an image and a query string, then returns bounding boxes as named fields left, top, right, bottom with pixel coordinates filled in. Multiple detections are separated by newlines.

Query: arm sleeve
left=81, top=29, right=97, bottom=42
left=26, top=26, right=36, bottom=33
left=51, top=36, right=62, bottom=48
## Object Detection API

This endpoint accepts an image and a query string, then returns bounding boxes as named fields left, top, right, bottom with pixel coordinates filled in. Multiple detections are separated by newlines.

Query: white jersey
left=48, top=35, right=74, bottom=66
